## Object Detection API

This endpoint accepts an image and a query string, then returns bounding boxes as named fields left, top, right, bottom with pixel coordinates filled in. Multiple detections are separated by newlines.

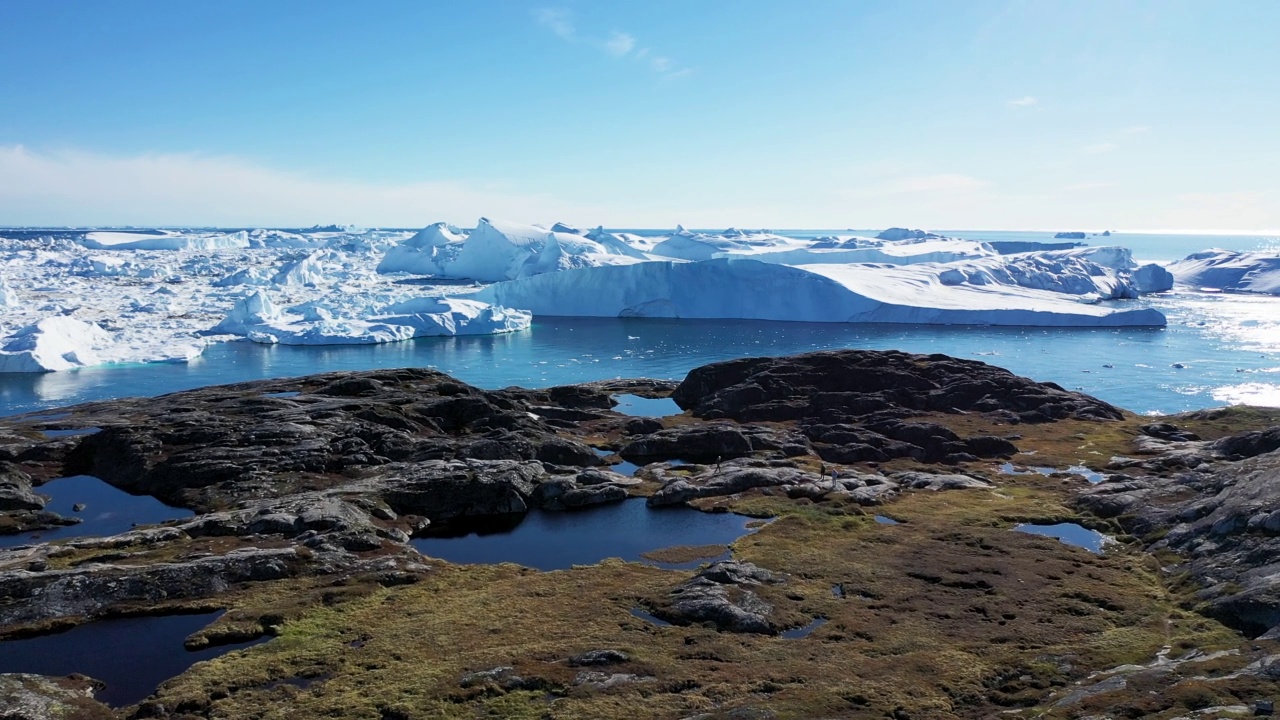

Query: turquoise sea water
left=1, top=231, right=1277, bottom=417
left=2, top=292, right=1278, bottom=418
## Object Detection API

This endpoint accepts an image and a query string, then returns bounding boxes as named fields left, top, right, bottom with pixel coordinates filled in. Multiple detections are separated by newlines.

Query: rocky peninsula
left=1, top=350, right=1278, bottom=719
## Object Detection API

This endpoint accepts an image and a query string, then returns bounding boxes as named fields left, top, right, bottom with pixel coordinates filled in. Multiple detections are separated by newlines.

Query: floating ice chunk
left=271, top=251, right=329, bottom=286
left=1166, top=249, right=1280, bottom=295
left=212, top=267, right=274, bottom=287
left=211, top=291, right=282, bottom=335
left=209, top=292, right=530, bottom=345
left=1131, top=263, right=1174, bottom=293
left=0, top=317, right=114, bottom=372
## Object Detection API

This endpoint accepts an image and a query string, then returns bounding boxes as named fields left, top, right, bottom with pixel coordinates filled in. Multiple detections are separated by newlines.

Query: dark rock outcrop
left=672, top=350, right=1121, bottom=424
left=1076, top=425, right=1280, bottom=637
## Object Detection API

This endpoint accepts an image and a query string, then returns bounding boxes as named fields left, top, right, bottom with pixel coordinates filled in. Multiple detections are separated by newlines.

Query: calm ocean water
left=0, top=231, right=1277, bottom=417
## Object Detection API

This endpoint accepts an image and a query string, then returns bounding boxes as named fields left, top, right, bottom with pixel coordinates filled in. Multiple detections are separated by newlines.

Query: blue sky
left=1, top=0, right=1277, bottom=231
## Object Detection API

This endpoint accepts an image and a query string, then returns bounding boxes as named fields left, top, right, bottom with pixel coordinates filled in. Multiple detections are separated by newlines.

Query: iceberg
left=0, top=317, right=205, bottom=373
left=476, top=258, right=1167, bottom=327
left=210, top=292, right=530, bottom=345
left=875, top=228, right=946, bottom=241
left=81, top=230, right=251, bottom=251
left=377, top=218, right=645, bottom=281
left=649, top=226, right=797, bottom=261
left=990, top=245, right=1172, bottom=294
left=717, top=238, right=996, bottom=266
left=0, top=317, right=114, bottom=372
left=1165, top=249, right=1280, bottom=294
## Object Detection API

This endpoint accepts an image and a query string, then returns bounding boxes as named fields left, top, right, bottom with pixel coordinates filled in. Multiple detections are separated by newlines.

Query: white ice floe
left=0, top=316, right=204, bottom=373
left=0, top=276, right=18, bottom=308
left=0, top=226, right=530, bottom=372
left=476, top=258, right=1167, bottom=327
left=1166, top=249, right=1280, bottom=295
left=81, top=230, right=251, bottom=251
left=211, top=291, right=529, bottom=345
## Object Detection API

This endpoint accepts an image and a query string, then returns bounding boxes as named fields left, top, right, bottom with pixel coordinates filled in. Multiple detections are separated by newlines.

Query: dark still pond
left=0, top=475, right=193, bottom=548
left=0, top=611, right=269, bottom=707
left=411, top=498, right=758, bottom=571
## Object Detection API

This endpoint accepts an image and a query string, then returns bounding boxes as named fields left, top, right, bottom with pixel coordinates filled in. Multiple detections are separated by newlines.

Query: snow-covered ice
left=377, top=218, right=646, bottom=281
left=0, top=227, right=528, bottom=372
left=476, top=258, right=1167, bottom=327
left=0, top=221, right=1188, bottom=372
left=81, top=230, right=251, bottom=251
left=1166, top=249, right=1280, bottom=294
left=211, top=291, right=529, bottom=345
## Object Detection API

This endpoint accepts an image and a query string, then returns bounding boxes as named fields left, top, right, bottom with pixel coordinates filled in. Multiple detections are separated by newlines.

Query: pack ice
left=0, top=221, right=1182, bottom=373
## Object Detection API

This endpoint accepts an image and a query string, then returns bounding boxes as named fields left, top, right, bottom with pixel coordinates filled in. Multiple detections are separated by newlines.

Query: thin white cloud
left=534, top=8, right=575, bottom=40
left=1007, top=96, right=1037, bottom=107
left=1082, top=142, right=1117, bottom=154
left=533, top=9, right=686, bottom=77
left=0, top=145, right=603, bottom=228
left=604, top=31, right=635, bottom=57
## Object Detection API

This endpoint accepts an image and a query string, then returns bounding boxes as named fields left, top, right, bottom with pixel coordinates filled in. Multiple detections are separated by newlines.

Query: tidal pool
left=0, top=610, right=269, bottom=707
left=411, top=498, right=757, bottom=571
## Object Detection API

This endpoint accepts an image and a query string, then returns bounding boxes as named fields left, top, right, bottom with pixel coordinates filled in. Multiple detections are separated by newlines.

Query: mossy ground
left=13, top=408, right=1280, bottom=718
left=139, top=475, right=1261, bottom=717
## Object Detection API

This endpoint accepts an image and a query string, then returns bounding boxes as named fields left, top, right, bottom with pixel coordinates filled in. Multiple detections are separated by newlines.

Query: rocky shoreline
left=1, top=350, right=1278, bottom=718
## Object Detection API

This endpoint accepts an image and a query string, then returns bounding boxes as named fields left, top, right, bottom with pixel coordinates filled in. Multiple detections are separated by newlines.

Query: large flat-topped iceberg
left=1166, top=249, right=1280, bottom=294
left=476, top=258, right=1166, bottom=327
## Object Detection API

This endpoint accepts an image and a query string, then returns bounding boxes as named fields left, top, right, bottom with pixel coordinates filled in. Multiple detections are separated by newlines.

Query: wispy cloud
left=0, top=145, right=603, bottom=227
left=533, top=8, right=689, bottom=77
left=1082, top=142, right=1117, bottom=154
left=534, top=7, right=575, bottom=40
left=1121, top=124, right=1151, bottom=134
left=604, top=31, right=635, bottom=57
left=1007, top=96, right=1037, bottom=107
